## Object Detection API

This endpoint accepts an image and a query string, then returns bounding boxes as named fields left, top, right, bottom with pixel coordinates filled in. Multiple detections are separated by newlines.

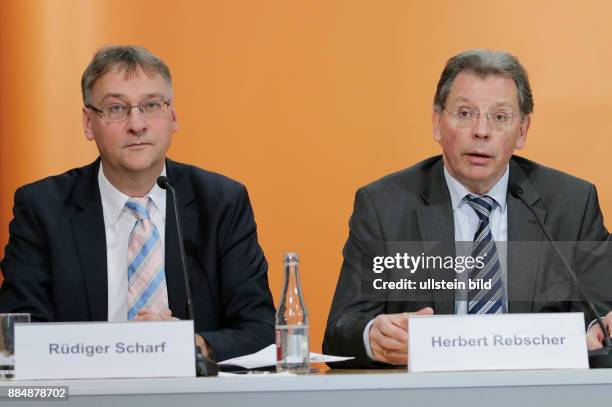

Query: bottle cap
left=284, top=252, right=299, bottom=262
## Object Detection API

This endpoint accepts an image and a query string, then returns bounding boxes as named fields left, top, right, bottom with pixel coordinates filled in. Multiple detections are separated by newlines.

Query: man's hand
left=132, top=310, right=213, bottom=359
left=195, top=334, right=213, bottom=358
left=132, top=308, right=178, bottom=321
left=587, top=311, right=612, bottom=350
left=368, top=307, right=434, bottom=365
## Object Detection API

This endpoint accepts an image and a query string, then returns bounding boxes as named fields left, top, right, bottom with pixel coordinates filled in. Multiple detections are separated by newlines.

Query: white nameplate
left=14, top=321, right=196, bottom=379
left=408, top=313, right=588, bottom=372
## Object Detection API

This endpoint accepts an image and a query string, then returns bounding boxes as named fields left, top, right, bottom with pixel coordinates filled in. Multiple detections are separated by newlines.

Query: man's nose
left=472, top=113, right=491, bottom=140
left=126, top=106, right=148, bottom=134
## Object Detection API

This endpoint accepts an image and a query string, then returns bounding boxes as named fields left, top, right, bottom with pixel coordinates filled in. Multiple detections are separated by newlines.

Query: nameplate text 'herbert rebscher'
left=408, top=313, right=588, bottom=372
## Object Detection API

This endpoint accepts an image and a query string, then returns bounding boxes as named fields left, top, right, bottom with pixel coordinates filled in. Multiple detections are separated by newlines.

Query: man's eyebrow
left=98, top=92, right=169, bottom=104
left=490, top=100, right=515, bottom=109
left=448, top=96, right=516, bottom=109
left=142, top=92, right=167, bottom=99
left=448, top=96, right=472, bottom=105
left=99, top=93, right=125, bottom=103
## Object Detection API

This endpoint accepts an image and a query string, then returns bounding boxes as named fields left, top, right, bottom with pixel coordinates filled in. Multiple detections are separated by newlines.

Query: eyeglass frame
left=442, top=107, right=521, bottom=130
left=85, top=99, right=172, bottom=122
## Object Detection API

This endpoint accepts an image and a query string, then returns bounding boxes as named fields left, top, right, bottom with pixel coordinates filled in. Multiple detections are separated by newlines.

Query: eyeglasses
left=86, top=99, right=172, bottom=122
left=443, top=107, right=519, bottom=130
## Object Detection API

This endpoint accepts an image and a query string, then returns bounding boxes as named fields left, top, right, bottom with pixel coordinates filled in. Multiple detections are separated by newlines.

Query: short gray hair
left=81, top=45, right=172, bottom=105
left=433, top=49, right=533, bottom=116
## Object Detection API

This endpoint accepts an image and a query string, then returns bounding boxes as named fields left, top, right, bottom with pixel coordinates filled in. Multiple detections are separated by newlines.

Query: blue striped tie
left=465, top=195, right=505, bottom=314
left=125, top=197, right=169, bottom=320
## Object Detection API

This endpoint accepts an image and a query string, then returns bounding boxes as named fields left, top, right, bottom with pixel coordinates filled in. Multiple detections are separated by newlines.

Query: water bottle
left=275, top=252, right=310, bottom=373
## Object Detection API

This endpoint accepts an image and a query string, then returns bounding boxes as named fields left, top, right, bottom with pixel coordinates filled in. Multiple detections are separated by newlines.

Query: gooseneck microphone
left=509, top=183, right=612, bottom=368
left=157, top=176, right=219, bottom=376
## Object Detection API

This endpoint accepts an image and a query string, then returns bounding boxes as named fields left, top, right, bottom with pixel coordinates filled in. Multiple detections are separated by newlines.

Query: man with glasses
left=0, top=45, right=275, bottom=362
left=324, top=49, right=612, bottom=367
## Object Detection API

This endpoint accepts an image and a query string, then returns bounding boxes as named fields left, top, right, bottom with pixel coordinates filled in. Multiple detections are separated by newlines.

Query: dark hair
left=433, top=49, right=533, bottom=116
left=81, top=45, right=172, bottom=104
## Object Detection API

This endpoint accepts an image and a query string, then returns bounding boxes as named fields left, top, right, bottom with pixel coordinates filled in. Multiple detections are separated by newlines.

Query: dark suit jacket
left=323, top=155, right=611, bottom=367
left=0, top=158, right=275, bottom=361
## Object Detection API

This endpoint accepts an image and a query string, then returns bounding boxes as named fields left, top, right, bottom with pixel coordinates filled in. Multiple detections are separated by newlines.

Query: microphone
left=157, top=176, right=219, bottom=376
left=509, top=183, right=612, bottom=368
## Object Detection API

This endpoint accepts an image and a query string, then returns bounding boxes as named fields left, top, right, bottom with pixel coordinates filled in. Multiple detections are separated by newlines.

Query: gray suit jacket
left=323, top=155, right=610, bottom=367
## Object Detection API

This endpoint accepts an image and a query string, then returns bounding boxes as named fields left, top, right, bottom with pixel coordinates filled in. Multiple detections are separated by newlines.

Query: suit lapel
left=417, top=159, right=456, bottom=314
left=164, top=159, right=198, bottom=320
left=507, top=159, right=545, bottom=313
left=71, top=159, right=108, bottom=321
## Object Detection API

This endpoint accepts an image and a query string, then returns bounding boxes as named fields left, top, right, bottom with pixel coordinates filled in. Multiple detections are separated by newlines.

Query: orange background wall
left=1, top=0, right=612, bottom=353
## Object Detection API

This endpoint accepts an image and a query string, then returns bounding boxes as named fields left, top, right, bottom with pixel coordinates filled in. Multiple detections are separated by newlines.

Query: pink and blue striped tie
left=126, top=197, right=169, bottom=320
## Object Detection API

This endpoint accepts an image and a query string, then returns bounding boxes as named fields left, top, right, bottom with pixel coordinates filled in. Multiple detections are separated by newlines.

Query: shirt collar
left=98, top=164, right=167, bottom=227
left=443, top=164, right=509, bottom=211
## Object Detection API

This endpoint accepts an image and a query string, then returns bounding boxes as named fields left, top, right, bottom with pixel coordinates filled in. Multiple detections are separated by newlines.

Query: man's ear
left=171, top=106, right=179, bottom=133
left=83, top=107, right=95, bottom=141
left=432, top=109, right=442, bottom=143
left=515, top=114, right=531, bottom=150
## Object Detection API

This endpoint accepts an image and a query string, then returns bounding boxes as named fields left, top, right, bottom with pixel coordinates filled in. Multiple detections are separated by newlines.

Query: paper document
left=219, top=344, right=354, bottom=369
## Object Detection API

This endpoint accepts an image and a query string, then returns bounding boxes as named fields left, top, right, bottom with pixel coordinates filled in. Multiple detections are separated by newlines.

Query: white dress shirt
left=98, top=165, right=167, bottom=322
left=363, top=165, right=510, bottom=358
left=444, top=166, right=509, bottom=313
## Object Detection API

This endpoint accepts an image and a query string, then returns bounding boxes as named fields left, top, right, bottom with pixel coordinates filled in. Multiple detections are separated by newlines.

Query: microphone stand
left=511, top=184, right=612, bottom=368
left=157, top=176, right=219, bottom=376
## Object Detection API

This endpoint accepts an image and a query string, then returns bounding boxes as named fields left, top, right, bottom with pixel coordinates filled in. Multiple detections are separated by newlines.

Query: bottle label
left=275, top=329, right=282, bottom=361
